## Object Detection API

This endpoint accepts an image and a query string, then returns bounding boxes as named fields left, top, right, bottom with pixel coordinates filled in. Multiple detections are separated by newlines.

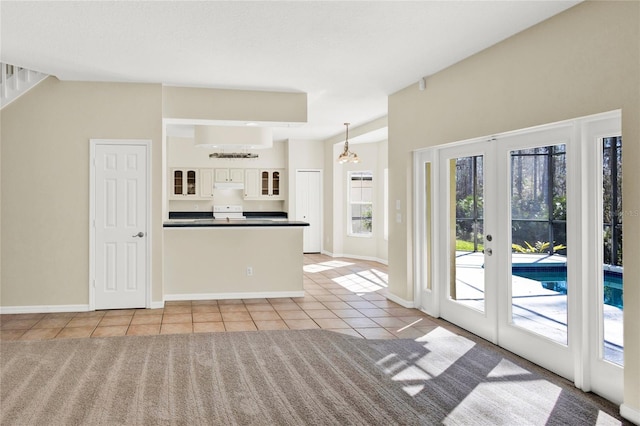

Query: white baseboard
left=164, top=291, right=305, bottom=301
left=621, top=403, right=640, bottom=425
left=320, top=250, right=388, bottom=265
left=385, top=293, right=415, bottom=308
left=0, top=304, right=90, bottom=314
left=149, top=301, right=165, bottom=309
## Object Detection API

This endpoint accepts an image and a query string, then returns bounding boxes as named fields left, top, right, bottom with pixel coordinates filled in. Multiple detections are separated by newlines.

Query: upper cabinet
left=244, top=168, right=284, bottom=200
left=171, top=168, right=198, bottom=199
left=170, top=168, right=215, bottom=199
left=215, top=168, right=244, bottom=183
left=261, top=169, right=281, bottom=197
left=244, top=169, right=260, bottom=199
left=199, top=169, right=214, bottom=198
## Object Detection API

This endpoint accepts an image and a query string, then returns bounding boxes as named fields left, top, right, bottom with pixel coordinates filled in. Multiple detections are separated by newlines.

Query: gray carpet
left=0, top=328, right=626, bottom=425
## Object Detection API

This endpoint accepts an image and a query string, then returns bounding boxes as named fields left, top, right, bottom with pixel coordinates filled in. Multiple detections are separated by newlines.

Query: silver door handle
left=132, top=231, right=145, bottom=238
left=484, top=248, right=493, bottom=256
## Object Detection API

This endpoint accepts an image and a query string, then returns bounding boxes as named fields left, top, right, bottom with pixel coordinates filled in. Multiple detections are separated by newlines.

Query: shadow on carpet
left=0, top=327, right=627, bottom=425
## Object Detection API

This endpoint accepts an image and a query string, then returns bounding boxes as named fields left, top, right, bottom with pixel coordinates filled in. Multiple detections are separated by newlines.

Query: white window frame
left=348, top=170, right=373, bottom=237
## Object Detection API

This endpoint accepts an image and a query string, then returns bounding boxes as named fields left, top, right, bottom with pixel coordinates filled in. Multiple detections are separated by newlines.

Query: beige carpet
left=0, top=328, right=626, bottom=425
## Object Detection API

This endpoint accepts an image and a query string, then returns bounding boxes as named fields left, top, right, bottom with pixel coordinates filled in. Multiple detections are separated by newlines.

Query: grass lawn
left=456, top=240, right=484, bottom=251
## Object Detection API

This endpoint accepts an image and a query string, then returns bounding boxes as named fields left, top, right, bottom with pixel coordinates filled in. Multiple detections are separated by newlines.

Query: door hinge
left=92, top=279, right=96, bottom=288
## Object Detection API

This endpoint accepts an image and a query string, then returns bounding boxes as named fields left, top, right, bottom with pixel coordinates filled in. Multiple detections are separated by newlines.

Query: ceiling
left=1, top=1, right=580, bottom=142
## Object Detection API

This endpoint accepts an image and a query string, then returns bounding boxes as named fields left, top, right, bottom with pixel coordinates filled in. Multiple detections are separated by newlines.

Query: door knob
left=132, top=231, right=145, bottom=238
left=484, top=248, right=493, bottom=256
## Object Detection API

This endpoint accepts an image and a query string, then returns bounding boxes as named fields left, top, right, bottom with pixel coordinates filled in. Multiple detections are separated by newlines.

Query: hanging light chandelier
left=337, top=122, right=360, bottom=164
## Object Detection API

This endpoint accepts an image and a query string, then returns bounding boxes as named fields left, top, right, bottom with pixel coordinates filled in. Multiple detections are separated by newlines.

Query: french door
left=415, top=111, right=623, bottom=403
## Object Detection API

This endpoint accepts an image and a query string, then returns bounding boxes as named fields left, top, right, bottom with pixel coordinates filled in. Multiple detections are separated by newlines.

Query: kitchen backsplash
left=169, top=199, right=284, bottom=213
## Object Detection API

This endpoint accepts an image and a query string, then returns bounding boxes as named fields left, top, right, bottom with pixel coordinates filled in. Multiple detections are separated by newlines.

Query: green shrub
left=512, top=241, right=566, bottom=254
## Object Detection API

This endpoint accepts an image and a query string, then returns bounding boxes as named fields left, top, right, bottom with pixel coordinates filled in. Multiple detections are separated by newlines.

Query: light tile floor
left=0, top=254, right=440, bottom=341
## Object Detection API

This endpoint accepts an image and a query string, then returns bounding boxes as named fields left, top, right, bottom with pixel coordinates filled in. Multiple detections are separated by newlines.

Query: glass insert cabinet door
left=172, top=169, right=197, bottom=196
left=272, top=171, right=280, bottom=196
left=261, top=171, right=269, bottom=195
left=173, top=170, right=183, bottom=195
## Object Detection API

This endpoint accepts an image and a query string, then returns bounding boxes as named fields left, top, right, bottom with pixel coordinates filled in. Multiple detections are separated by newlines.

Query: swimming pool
left=512, top=265, right=623, bottom=309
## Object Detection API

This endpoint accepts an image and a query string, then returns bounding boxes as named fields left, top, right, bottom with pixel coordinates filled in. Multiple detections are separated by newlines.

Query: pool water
left=512, top=267, right=623, bottom=309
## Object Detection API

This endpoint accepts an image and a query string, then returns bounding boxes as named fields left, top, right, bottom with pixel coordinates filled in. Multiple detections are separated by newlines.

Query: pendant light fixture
left=337, top=122, right=360, bottom=164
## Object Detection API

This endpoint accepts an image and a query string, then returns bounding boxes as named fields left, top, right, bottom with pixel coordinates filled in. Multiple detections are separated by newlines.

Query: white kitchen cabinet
left=199, top=168, right=214, bottom=198
left=260, top=169, right=284, bottom=199
left=244, top=169, right=260, bottom=199
left=170, top=168, right=199, bottom=199
left=215, top=168, right=244, bottom=183
left=243, top=168, right=285, bottom=200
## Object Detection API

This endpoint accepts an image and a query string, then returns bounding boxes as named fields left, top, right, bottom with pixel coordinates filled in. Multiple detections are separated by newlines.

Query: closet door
left=296, top=170, right=321, bottom=253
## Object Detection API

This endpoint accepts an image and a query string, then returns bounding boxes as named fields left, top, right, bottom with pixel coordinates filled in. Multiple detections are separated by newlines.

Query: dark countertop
left=164, top=218, right=309, bottom=228
left=165, top=211, right=307, bottom=227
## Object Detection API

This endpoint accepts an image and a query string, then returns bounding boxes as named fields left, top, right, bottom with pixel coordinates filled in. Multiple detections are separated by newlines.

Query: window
left=349, top=171, right=373, bottom=236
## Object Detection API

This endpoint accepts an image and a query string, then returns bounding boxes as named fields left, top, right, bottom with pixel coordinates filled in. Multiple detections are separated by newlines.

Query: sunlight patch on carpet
left=596, top=410, right=622, bottom=425
left=487, top=358, right=533, bottom=378
left=443, top=381, right=562, bottom=426
left=402, top=384, right=425, bottom=397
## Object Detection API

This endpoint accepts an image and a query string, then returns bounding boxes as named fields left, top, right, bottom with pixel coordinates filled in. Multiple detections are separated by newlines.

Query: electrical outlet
left=246, top=266, right=253, bottom=276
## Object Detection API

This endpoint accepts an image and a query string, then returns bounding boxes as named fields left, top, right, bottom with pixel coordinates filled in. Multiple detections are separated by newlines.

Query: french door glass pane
left=602, top=136, right=623, bottom=365
left=510, top=145, right=568, bottom=345
left=450, top=156, right=484, bottom=312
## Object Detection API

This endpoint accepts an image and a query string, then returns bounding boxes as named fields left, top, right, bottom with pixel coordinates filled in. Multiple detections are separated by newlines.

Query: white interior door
left=296, top=170, right=321, bottom=253
left=91, top=140, right=149, bottom=310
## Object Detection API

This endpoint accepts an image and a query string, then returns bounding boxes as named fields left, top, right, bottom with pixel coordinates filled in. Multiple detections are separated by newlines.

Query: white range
left=213, top=205, right=246, bottom=220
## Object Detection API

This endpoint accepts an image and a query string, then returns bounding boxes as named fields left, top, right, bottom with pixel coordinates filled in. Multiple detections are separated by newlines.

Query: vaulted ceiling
left=1, top=1, right=580, bottom=141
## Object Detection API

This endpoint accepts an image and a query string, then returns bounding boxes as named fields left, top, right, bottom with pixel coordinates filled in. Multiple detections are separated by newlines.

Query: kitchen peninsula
left=163, top=218, right=309, bottom=301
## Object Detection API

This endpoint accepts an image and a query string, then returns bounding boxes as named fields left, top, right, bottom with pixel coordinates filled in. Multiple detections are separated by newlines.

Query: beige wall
left=163, top=86, right=307, bottom=124
left=163, top=227, right=304, bottom=297
left=1, top=78, right=164, bottom=306
left=322, top=118, right=389, bottom=262
left=323, top=139, right=336, bottom=254
left=338, top=141, right=388, bottom=262
left=388, top=1, right=639, bottom=415
left=286, top=139, right=324, bottom=221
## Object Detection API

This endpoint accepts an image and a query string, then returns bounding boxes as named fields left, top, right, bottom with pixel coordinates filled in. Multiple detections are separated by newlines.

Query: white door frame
left=413, top=110, right=623, bottom=404
left=89, top=139, right=152, bottom=310
left=413, top=149, right=437, bottom=316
